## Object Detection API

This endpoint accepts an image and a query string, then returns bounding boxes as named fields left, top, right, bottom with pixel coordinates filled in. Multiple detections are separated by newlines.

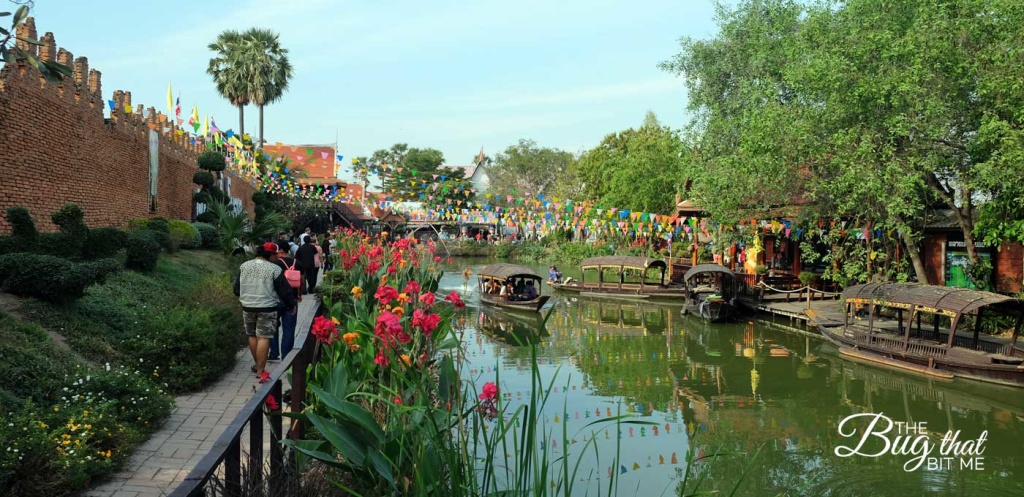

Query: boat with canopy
left=681, top=264, right=739, bottom=322
left=818, top=283, right=1024, bottom=386
left=549, top=256, right=685, bottom=301
left=476, top=263, right=551, bottom=313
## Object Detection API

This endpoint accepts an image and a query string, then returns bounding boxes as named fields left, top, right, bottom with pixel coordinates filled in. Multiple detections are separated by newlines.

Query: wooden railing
left=169, top=300, right=322, bottom=497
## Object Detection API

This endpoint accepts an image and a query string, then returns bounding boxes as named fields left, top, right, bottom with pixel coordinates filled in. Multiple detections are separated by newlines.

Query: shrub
left=125, top=230, right=161, bottom=272
left=80, top=258, right=123, bottom=285
left=192, top=222, right=220, bottom=248
left=83, top=227, right=127, bottom=259
left=146, top=217, right=170, bottom=234
left=34, top=232, right=80, bottom=259
left=192, top=170, right=215, bottom=188
left=196, top=211, right=218, bottom=224
left=169, top=220, right=201, bottom=249
left=126, top=290, right=241, bottom=391
left=0, top=253, right=95, bottom=303
left=197, top=150, right=227, bottom=172
left=6, top=206, right=38, bottom=247
left=0, top=236, right=25, bottom=256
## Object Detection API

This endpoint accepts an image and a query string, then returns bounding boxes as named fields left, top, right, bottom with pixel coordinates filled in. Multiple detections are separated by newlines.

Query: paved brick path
left=83, top=297, right=319, bottom=497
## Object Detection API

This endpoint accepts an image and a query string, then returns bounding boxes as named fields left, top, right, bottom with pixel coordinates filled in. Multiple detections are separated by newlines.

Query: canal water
left=438, top=260, right=1024, bottom=496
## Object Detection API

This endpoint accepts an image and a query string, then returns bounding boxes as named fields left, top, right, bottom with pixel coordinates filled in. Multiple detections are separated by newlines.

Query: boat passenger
left=499, top=281, right=510, bottom=299
left=523, top=281, right=538, bottom=301
left=549, top=265, right=562, bottom=284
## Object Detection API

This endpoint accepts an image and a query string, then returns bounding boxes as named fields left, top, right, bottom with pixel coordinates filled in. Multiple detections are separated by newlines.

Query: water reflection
left=441, top=266, right=1024, bottom=496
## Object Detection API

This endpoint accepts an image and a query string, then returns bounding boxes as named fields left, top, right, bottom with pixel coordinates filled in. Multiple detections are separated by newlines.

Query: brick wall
left=995, top=242, right=1023, bottom=294
left=921, top=233, right=945, bottom=285
left=0, top=17, right=254, bottom=233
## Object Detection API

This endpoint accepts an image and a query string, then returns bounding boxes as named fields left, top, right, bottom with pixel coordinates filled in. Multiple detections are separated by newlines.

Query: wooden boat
left=549, top=256, right=685, bottom=301
left=681, top=264, right=738, bottom=322
left=476, top=263, right=551, bottom=313
left=477, top=305, right=548, bottom=345
left=818, top=283, right=1024, bottom=387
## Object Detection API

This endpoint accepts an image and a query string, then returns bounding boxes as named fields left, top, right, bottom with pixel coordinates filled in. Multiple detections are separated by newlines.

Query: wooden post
left=972, top=308, right=984, bottom=350
left=248, top=406, right=264, bottom=491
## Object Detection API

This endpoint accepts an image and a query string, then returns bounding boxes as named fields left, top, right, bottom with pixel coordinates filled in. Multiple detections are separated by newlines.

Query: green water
left=441, top=260, right=1024, bottom=496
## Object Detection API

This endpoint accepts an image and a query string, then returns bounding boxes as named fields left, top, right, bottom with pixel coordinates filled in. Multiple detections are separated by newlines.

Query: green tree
left=489, top=139, right=574, bottom=200
left=571, top=112, right=687, bottom=214
left=661, top=0, right=1024, bottom=283
left=206, top=30, right=250, bottom=136
left=239, top=28, right=292, bottom=148
left=361, top=144, right=475, bottom=207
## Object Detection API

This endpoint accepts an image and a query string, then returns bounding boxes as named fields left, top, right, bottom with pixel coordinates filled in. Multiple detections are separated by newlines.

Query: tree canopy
left=567, top=112, right=688, bottom=215
left=488, top=140, right=574, bottom=201
left=661, top=0, right=1024, bottom=283
left=358, top=144, right=475, bottom=208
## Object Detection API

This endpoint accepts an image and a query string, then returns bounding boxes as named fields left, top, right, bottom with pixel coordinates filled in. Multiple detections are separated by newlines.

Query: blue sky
left=30, top=0, right=718, bottom=182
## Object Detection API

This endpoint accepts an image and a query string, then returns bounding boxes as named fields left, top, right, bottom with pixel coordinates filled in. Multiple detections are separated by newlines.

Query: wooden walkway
left=738, top=296, right=846, bottom=326
left=83, top=298, right=319, bottom=497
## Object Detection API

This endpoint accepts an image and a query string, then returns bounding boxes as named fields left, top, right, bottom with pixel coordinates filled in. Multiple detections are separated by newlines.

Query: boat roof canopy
left=683, top=264, right=736, bottom=282
left=842, top=282, right=1023, bottom=316
left=478, top=263, right=542, bottom=281
left=580, top=256, right=668, bottom=271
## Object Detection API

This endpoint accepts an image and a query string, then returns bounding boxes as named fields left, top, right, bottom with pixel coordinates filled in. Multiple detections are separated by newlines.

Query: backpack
left=283, top=260, right=301, bottom=289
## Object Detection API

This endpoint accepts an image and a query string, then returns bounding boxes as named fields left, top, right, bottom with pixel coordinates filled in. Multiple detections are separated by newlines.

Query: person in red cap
left=233, top=242, right=297, bottom=378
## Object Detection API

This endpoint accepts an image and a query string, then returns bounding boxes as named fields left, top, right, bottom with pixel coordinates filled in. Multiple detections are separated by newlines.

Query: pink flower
left=434, top=256, right=442, bottom=263
left=367, top=261, right=381, bottom=274
left=479, top=381, right=498, bottom=401
left=387, top=263, right=397, bottom=274
left=266, top=395, right=280, bottom=411
left=404, top=281, right=421, bottom=295
left=419, top=292, right=436, bottom=307
left=374, top=351, right=390, bottom=367
left=412, top=308, right=442, bottom=336
left=311, top=316, right=338, bottom=345
left=445, top=291, right=466, bottom=309
left=374, top=285, right=399, bottom=306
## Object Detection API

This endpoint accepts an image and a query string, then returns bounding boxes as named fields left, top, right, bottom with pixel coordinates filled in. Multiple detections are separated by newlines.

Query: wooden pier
left=738, top=294, right=846, bottom=327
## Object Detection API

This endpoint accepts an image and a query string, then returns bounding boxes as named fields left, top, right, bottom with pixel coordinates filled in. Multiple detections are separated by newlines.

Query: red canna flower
left=403, top=281, right=421, bottom=295
left=479, top=381, right=498, bottom=401
left=445, top=291, right=466, bottom=309
left=266, top=395, right=280, bottom=411
left=419, top=292, right=436, bottom=307
left=374, top=285, right=399, bottom=306
left=311, top=315, right=338, bottom=345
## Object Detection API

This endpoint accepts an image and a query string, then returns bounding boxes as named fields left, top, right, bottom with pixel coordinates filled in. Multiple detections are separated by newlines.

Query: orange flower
left=343, top=332, right=358, bottom=344
left=396, top=292, right=411, bottom=304
left=399, top=259, right=408, bottom=268
left=400, top=354, right=411, bottom=367
left=392, top=306, right=405, bottom=317
left=351, top=286, right=363, bottom=299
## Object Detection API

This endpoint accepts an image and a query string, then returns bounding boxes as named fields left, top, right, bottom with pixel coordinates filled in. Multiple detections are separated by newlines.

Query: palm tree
left=207, top=30, right=250, bottom=136
left=238, top=28, right=292, bottom=148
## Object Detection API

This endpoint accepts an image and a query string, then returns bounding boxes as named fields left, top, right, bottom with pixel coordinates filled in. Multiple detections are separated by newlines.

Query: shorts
left=243, top=310, right=278, bottom=339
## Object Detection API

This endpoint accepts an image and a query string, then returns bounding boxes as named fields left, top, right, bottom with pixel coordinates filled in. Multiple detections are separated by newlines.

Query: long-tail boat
left=476, top=263, right=551, bottom=313
left=681, top=264, right=739, bottom=322
left=549, top=256, right=685, bottom=301
left=818, top=283, right=1024, bottom=387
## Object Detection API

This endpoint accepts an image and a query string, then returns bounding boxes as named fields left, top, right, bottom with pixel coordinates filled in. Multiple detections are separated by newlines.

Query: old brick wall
left=0, top=17, right=254, bottom=233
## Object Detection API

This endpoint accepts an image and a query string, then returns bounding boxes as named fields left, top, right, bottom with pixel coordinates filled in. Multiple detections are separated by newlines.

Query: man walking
left=295, top=235, right=319, bottom=294
left=270, top=246, right=303, bottom=361
left=234, top=242, right=297, bottom=378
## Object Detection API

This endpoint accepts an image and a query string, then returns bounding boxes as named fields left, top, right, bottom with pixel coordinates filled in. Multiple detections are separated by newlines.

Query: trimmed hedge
left=0, top=253, right=120, bottom=303
left=83, top=227, right=127, bottom=259
left=169, top=220, right=201, bottom=249
left=6, top=207, right=38, bottom=246
left=125, top=230, right=161, bottom=272
left=192, top=222, right=220, bottom=249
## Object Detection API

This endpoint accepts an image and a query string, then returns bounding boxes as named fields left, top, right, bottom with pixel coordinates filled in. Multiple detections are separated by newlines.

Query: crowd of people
left=234, top=227, right=337, bottom=380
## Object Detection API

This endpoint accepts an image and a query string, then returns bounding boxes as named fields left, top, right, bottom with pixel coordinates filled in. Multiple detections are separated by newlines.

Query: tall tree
left=207, top=30, right=250, bottom=136
left=240, top=28, right=292, bottom=147
left=489, top=139, right=574, bottom=199
left=571, top=112, right=687, bottom=214
left=661, top=0, right=1024, bottom=284
left=361, top=144, right=474, bottom=207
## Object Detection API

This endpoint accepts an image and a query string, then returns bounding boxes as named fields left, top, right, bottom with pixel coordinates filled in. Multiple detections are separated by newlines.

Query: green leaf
left=308, top=385, right=384, bottom=445
left=12, top=5, right=27, bottom=25
left=305, top=411, right=368, bottom=466
left=368, top=450, right=395, bottom=487
left=323, top=359, right=349, bottom=398
left=15, top=36, right=42, bottom=46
